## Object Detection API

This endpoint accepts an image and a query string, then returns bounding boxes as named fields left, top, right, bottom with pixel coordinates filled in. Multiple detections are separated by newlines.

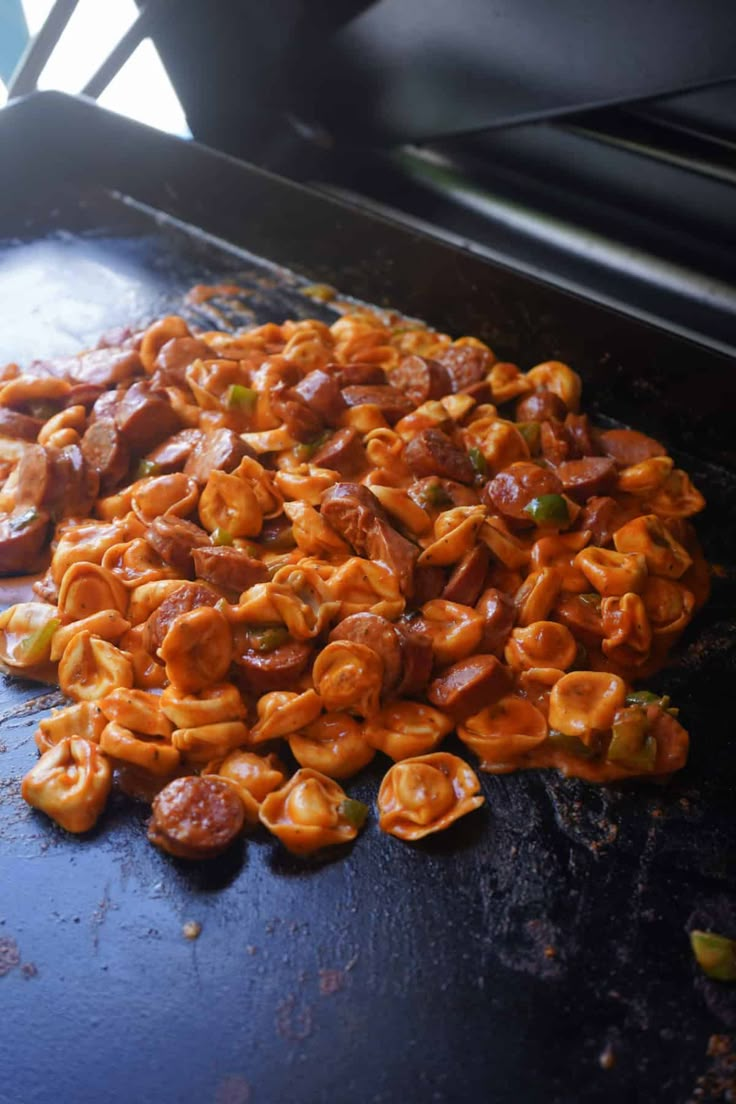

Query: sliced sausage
left=152, top=336, right=214, bottom=387
left=0, top=507, right=50, bottom=575
left=146, top=428, right=204, bottom=474
left=147, top=516, right=210, bottom=576
left=55, top=346, right=142, bottom=388
left=64, top=383, right=103, bottom=410
left=292, top=370, right=347, bottom=425
left=341, top=385, right=413, bottom=424
left=464, top=379, right=494, bottom=405
left=0, top=409, right=43, bottom=441
left=389, top=355, right=452, bottom=407
left=564, top=413, right=598, bottom=458
left=270, top=388, right=323, bottom=443
left=46, top=444, right=99, bottom=518
left=409, top=477, right=481, bottom=510
left=394, top=621, right=434, bottom=697
left=556, top=458, right=617, bottom=503
left=91, top=388, right=120, bottom=423
left=115, top=381, right=182, bottom=453
left=539, top=419, right=571, bottom=467
left=404, top=428, right=475, bottom=485
left=553, top=594, right=605, bottom=645
left=485, top=461, right=564, bottom=522
left=597, top=428, right=667, bottom=467
left=332, top=362, right=386, bottom=387
left=192, top=546, right=269, bottom=593
left=148, top=776, right=245, bottom=860
left=321, top=482, right=418, bottom=594
left=575, top=496, right=619, bottom=546
left=476, top=587, right=515, bottom=654
left=184, top=428, right=254, bottom=484
left=259, top=515, right=296, bottom=550
left=437, top=345, right=493, bottom=393
left=81, top=418, right=130, bottom=493
left=442, top=544, right=490, bottom=606
left=234, top=638, right=313, bottom=693
left=144, top=582, right=221, bottom=654
left=329, top=612, right=402, bottom=694
left=410, top=564, right=447, bottom=606
left=515, top=389, right=567, bottom=422
left=14, top=444, right=52, bottom=508
left=311, top=427, right=366, bottom=477
left=428, top=654, right=511, bottom=720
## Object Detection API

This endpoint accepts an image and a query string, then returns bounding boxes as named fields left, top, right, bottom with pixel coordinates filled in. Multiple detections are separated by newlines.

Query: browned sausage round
left=410, top=564, right=447, bottom=606
left=148, top=776, right=245, bottom=859
left=464, top=380, right=494, bottom=405
left=597, top=427, right=667, bottom=467
left=184, top=428, right=254, bottom=483
left=53, top=346, right=142, bottom=388
left=485, top=461, right=564, bottom=522
left=438, top=346, right=493, bottom=393
left=341, top=385, right=413, bottom=424
left=259, top=515, right=296, bottom=550
left=553, top=594, right=605, bottom=645
left=115, top=381, right=182, bottom=453
left=147, top=516, right=210, bottom=576
left=575, top=496, right=619, bottom=546
left=144, top=582, right=221, bottom=654
left=81, top=418, right=130, bottom=493
left=192, top=546, right=269, bottom=593
left=153, top=336, right=214, bottom=387
left=428, top=654, right=511, bottom=719
left=404, top=428, right=475, bottom=485
left=270, top=389, right=323, bottom=443
left=515, top=389, right=567, bottom=422
left=311, top=427, right=366, bottom=477
left=394, top=621, right=435, bottom=696
left=91, top=388, right=120, bottom=423
left=442, top=544, right=490, bottom=606
left=15, top=444, right=52, bottom=508
left=0, top=409, right=43, bottom=440
left=564, top=413, right=598, bottom=457
left=46, top=444, right=99, bottom=519
left=409, top=478, right=481, bottom=510
left=329, top=612, right=402, bottom=693
left=64, top=383, right=104, bottom=410
left=331, top=362, right=386, bottom=386
left=539, top=419, right=571, bottom=467
left=556, top=458, right=617, bottom=503
left=292, top=369, right=347, bottom=425
left=389, top=355, right=452, bottom=407
left=0, top=507, right=50, bottom=576
left=146, top=428, right=204, bottom=474
left=476, top=587, right=515, bottom=654
left=234, top=638, right=313, bottom=693
left=321, top=483, right=418, bottom=595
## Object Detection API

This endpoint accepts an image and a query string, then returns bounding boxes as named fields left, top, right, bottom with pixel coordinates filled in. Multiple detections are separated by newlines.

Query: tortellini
left=377, top=753, right=484, bottom=840
left=22, top=737, right=112, bottom=833
left=259, top=769, right=365, bottom=854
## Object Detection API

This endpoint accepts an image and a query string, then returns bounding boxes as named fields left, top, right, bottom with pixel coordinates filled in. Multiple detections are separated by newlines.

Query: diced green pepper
left=516, top=421, right=541, bottom=453
left=547, top=729, right=598, bottom=759
left=212, top=527, right=234, bottom=547
left=690, top=931, right=736, bottom=981
left=294, top=430, right=331, bottom=463
left=226, top=384, right=258, bottom=412
left=523, top=494, right=569, bottom=526
left=468, top=447, right=488, bottom=479
left=261, top=524, right=295, bottom=550
left=338, top=798, right=369, bottom=829
left=625, top=689, right=669, bottom=709
left=579, top=592, right=602, bottom=609
left=607, top=706, right=657, bottom=771
left=251, top=626, right=289, bottom=653
left=17, top=617, right=60, bottom=665
left=8, top=507, right=39, bottom=532
left=136, top=459, right=160, bottom=480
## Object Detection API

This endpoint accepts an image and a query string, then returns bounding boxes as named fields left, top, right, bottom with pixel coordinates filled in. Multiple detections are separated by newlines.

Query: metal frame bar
left=7, top=0, right=80, bottom=98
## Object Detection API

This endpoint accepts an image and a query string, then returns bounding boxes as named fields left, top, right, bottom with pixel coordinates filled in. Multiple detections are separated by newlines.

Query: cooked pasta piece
left=364, top=701, right=453, bottom=761
left=259, top=768, right=365, bottom=854
left=22, top=737, right=112, bottom=833
left=377, top=752, right=484, bottom=840
left=289, top=711, right=375, bottom=778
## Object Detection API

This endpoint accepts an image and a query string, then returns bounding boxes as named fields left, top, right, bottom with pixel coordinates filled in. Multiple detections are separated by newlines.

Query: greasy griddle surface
left=0, top=191, right=735, bottom=1104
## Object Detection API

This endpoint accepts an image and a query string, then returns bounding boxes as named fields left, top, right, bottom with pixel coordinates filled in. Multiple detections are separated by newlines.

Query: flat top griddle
left=0, top=94, right=735, bottom=1104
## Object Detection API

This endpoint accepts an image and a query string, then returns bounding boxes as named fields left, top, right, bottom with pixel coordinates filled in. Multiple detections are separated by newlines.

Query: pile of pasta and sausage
left=0, top=308, right=708, bottom=859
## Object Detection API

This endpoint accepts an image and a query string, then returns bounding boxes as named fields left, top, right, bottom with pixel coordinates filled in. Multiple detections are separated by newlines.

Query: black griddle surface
left=0, top=99, right=735, bottom=1104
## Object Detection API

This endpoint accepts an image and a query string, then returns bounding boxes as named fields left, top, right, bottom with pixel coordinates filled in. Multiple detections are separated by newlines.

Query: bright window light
left=19, top=0, right=190, bottom=137
left=0, top=78, right=7, bottom=109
